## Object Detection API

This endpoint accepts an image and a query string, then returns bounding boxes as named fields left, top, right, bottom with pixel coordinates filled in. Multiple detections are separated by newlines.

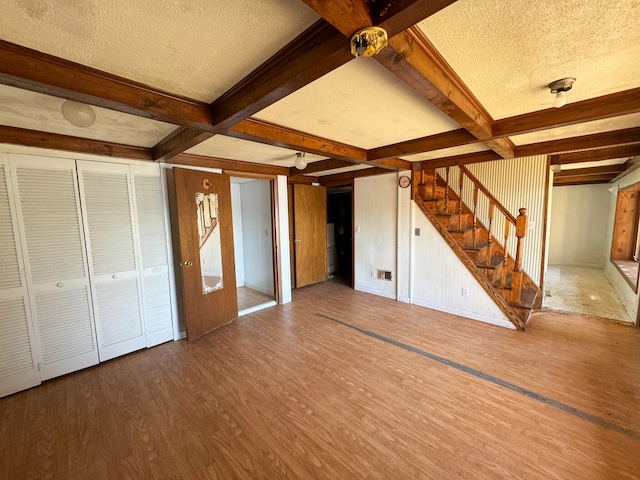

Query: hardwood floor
left=1, top=281, right=639, bottom=479
left=237, top=286, right=275, bottom=312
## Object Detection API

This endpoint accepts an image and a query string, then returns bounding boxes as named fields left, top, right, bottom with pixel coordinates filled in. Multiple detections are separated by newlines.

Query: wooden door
left=292, top=184, right=327, bottom=288
left=173, top=168, right=237, bottom=341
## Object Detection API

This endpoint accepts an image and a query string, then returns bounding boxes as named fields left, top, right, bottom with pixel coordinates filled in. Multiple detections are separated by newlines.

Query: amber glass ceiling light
left=61, top=100, right=96, bottom=127
left=548, top=77, right=576, bottom=108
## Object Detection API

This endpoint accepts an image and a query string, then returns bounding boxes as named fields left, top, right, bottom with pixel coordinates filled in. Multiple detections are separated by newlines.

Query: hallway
left=543, top=265, right=632, bottom=323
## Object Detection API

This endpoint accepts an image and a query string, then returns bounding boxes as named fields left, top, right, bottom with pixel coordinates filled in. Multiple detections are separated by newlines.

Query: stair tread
left=476, top=256, right=504, bottom=269
left=509, top=289, right=538, bottom=309
left=463, top=242, right=489, bottom=252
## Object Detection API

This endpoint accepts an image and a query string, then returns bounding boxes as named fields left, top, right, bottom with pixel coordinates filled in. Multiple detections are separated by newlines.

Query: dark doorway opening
left=327, top=185, right=353, bottom=287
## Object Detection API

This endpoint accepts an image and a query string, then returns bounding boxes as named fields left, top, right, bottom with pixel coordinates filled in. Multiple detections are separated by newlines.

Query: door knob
left=181, top=261, right=193, bottom=266
left=294, top=239, right=302, bottom=243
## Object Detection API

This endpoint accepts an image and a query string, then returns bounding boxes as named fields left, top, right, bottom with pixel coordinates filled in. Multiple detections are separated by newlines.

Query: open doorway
left=544, top=181, right=631, bottom=322
left=230, top=177, right=277, bottom=315
left=327, top=185, right=353, bottom=287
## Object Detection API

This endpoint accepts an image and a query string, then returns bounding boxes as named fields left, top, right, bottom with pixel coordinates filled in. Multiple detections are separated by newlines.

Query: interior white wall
left=411, top=205, right=514, bottom=329
left=604, top=171, right=640, bottom=321
left=354, top=173, right=398, bottom=299
left=397, top=171, right=412, bottom=303
left=275, top=175, right=291, bottom=304
left=230, top=183, right=245, bottom=286
left=239, top=179, right=274, bottom=296
left=548, top=184, right=610, bottom=267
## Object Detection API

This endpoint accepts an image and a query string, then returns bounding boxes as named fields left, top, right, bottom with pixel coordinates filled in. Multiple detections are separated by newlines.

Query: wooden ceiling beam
left=0, top=40, right=213, bottom=130
left=515, top=127, right=640, bottom=158
left=554, top=173, right=617, bottom=186
left=368, top=129, right=477, bottom=161
left=554, top=165, right=626, bottom=178
left=226, top=118, right=367, bottom=161
left=418, top=151, right=502, bottom=169
left=300, top=0, right=457, bottom=38
left=154, top=20, right=352, bottom=161
left=170, top=153, right=290, bottom=176
left=375, top=27, right=514, bottom=159
left=0, top=125, right=153, bottom=161
left=374, top=0, right=458, bottom=36
left=370, top=158, right=413, bottom=170
left=494, top=88, right=640, bottom=138
left=552, top=143, right=640, bottom=165
left=318, top=167, right=391, bottom=186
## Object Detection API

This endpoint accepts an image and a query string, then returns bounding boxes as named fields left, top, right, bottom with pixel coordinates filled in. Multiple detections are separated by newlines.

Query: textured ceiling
left=0, top=84, right=177, bottom=147
left=254, top=58, right=462, bottom=149
left=186, top=135, right=328, bottom=167
left=419, top=0, right=640, bottom=119
left=0, top=0, right=318, bottom=102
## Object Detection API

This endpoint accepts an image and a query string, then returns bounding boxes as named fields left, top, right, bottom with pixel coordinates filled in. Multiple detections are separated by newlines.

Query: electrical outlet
left=462, top=287, right=469, bottom=297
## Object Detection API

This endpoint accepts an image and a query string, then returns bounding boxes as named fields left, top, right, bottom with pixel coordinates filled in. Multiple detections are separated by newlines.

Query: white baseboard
left=354, top=284, right=397, bottom=300
left=412, top=298, right=516, bottom=330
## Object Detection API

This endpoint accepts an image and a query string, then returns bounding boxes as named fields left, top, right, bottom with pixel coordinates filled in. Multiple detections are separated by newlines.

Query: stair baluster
left=432, top=169, right=437, bottom=200
left=458, top=168, right=464, bottom=230
left=501, top=218, right=510, bottom=286
left=472, top=185, right=479, bottom=248
left=486, top=202, right=494, bottom=266
left=418, top=170, right=426, bottom=199
left=444, top=167, right=450, bottom=213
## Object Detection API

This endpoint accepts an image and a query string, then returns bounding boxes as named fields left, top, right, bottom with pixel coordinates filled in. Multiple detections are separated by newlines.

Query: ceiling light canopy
left=294, top=152, right=307, bottom=170
left=350, top=27, right=388, bottom=58
left=61, top=100, right=96, bottom=127
left=548, top=77, right=576, bottom=108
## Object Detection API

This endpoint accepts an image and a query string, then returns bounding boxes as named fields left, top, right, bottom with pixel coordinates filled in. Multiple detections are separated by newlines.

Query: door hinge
left=37, top=363, right=41, bottom=371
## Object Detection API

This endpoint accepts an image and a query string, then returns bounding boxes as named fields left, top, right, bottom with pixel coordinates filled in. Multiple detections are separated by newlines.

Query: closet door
left=77, top=161, right=146, bottom=362
left=0, top=156, right=40, bottom=397
left=131, top=164, right=174, bottom=347
left=11, top=155, right=99, bottom=380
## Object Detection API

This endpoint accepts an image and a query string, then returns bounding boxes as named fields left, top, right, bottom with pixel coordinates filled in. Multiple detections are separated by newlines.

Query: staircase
left=412, top=166, right=541, bottom=330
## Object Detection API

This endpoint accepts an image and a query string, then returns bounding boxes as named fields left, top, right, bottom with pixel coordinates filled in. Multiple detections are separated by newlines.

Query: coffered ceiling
left=0, top=0, right=638, bottom=185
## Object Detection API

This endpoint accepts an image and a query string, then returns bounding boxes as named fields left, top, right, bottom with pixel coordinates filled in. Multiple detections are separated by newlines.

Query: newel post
left=514, top=208, right=527, bottom=272
left=512, top=208, right=527, bottom=303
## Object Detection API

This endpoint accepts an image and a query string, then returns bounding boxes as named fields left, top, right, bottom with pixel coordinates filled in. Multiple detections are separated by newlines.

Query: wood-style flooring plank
left=1, top=281, right=639, bottom=479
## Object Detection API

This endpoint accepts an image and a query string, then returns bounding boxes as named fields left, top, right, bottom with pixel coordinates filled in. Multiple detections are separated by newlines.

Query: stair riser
left=445, top=214, right=474, bottom=230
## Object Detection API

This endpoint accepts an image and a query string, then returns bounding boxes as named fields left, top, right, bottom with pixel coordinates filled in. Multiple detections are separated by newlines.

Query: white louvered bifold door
left=0, top=155, right=41, bottom=397
left=10, top=155, right=99, bottom=380
left=131, top=164, right=174, bottom=347
left=77, top=161, right=146, bottom=362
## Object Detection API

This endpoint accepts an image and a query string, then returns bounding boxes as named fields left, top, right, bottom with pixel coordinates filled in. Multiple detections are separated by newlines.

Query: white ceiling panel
left=254, top=58, right=462, bottom=149
left=186, top=134, right=327, bottom=166
left=0, top=0, right=319, bottom=102
left=419, top=0, right=640, bottom=119
left=0, top=84, right=176, bottom=147
left=511, top=113, right=640, bottom=146
left=401, top=143, right=490, bottom=162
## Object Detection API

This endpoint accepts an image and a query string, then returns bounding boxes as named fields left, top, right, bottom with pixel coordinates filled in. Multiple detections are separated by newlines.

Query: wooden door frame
left=225, top=170, right=282, bottom=304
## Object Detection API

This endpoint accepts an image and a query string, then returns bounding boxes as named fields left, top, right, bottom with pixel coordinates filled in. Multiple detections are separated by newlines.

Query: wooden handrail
left=459, top=165, right=517, bottom=225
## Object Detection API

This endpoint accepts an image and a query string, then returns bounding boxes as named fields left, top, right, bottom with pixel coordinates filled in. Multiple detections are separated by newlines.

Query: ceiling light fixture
left=61, top=100, right=96, bottom=127
left=294, top=152, right=307, bottom=170
left=350, top=26, right=388, bottom=58
left=547, top=77, right=576, bottom=108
